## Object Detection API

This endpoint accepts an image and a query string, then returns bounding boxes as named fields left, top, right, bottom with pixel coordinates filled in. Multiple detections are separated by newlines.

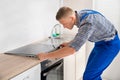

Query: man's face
left=59, top=16, right=75, bottom=29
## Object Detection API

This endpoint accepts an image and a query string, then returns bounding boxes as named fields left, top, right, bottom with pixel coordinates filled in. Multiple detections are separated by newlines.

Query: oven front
left=41, top=59, right=63, bottom=80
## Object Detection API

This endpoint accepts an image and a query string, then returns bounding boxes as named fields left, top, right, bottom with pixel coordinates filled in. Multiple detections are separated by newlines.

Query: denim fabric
left=83, top=34, right=120, bottom=80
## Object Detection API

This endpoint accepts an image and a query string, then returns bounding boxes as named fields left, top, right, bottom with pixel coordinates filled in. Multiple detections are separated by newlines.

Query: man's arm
left=37, top=46, right=76, bottom=61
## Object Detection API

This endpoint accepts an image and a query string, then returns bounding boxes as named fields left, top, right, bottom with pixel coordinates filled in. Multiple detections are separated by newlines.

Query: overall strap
left=80, top=10, right=104, bottom=22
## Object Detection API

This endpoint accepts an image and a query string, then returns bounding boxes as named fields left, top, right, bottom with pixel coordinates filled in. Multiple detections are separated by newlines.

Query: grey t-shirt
left=69, top=10, right=116, bottom=51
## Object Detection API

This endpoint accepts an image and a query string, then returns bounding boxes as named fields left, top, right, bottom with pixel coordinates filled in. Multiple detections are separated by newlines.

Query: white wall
left=92, top=0, right=120, bottom=80
left=63, top=0, right=92, bottom=10
left=0, top=0, right=60, bottom=53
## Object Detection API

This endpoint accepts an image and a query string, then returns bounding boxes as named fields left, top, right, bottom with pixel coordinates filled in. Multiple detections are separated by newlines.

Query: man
left=37, top=6, right=120, bottom=80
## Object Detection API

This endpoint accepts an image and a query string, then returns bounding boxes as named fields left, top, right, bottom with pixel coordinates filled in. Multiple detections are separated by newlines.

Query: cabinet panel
left=10, top=64, right=40, bottom=80
left=64, top=44, right=86, bottom=80
left=75, top=44, right=86, bottom=80
left=64, top=54, right=76, bottom=80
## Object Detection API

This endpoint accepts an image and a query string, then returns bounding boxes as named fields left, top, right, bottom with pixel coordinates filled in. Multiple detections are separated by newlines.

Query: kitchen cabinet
left=64, top=54, right=76, bottom=80
left=0, top=54, right=40, bottom=80
left=64, top=44, right=86, bottom=80
left=75, top=44, right=86, bottom=80
left=10, top=64, right=40, bottom=80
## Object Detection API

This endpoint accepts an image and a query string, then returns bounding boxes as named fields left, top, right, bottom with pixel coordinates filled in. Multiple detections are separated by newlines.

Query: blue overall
left=80, top=10, right=120, bottom=80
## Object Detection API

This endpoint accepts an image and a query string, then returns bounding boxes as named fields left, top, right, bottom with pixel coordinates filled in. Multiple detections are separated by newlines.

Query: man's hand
left=37, top=53, right=48, bottom=61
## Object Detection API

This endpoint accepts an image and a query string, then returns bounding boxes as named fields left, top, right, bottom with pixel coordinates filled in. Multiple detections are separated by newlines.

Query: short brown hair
left=56, top=6, right=73, bottom=20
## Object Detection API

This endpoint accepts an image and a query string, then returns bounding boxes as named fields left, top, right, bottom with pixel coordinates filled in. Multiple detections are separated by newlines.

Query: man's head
left=56, top=6, right=76, bottom=29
